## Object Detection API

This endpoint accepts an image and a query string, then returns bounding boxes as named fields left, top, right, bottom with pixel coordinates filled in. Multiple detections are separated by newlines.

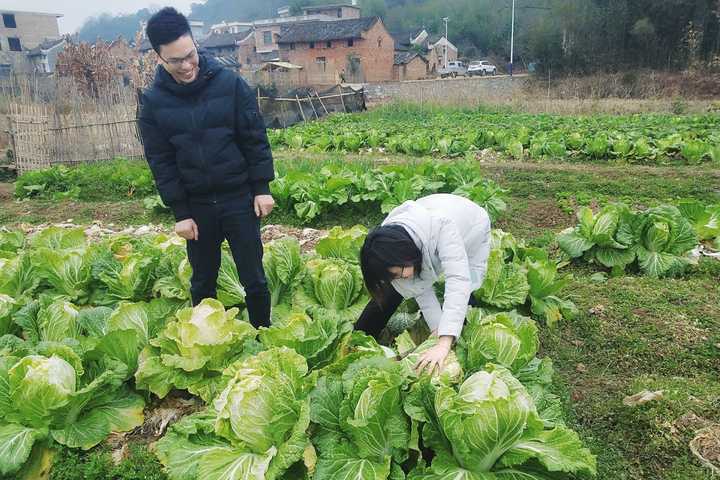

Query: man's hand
left=254, top=194, right=275, bottom=218
left=415, top=335, right=453, bottom=375
left=175, top=218, right=199, bottom=241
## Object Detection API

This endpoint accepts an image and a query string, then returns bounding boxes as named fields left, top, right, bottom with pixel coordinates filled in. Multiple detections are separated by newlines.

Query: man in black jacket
left=139, top=7, right=274, bottom=328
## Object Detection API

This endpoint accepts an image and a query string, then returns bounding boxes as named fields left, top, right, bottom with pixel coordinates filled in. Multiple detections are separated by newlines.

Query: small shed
left=255, top=61, right=305, bottom=87
left=393, top=51, right=428, bottom=81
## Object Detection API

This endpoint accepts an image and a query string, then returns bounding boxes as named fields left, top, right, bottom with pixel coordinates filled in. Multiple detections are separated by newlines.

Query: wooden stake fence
left=5, top=77, right=365, bottom=172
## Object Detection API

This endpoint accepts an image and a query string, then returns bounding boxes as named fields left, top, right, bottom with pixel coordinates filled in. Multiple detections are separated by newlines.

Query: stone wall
left=363, top=75, right=526, bottom=106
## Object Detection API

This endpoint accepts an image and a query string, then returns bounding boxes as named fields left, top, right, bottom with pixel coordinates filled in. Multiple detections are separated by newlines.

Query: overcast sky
left=3, top=0, right=196, bottom=34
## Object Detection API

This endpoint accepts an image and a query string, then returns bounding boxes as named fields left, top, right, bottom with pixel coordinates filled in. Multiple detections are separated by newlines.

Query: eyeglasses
left=162, top=47, right=198, bottom=67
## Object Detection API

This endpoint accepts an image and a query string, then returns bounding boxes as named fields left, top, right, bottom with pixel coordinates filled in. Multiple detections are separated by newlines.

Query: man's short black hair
left=146, top=7, right=192, bottom=53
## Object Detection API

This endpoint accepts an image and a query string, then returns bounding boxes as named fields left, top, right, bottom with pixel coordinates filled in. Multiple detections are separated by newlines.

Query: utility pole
left=442, top=17, right=449, bottom=69
left=510, top=0, right=515, bottom=77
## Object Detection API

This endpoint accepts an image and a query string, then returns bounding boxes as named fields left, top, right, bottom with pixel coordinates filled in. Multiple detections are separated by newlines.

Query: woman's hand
left=415, top=335, right=454, bottom=375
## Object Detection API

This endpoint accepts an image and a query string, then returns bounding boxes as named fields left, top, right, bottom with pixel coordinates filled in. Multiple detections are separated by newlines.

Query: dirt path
left=0, top=182, right=13, bottom=199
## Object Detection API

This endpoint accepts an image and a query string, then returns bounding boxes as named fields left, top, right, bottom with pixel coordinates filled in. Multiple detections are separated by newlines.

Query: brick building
left=199, top=30, right=252, bottom=58
left=393, top=51, right=428, bottom=81
left=0, top=10, right=62, bottom=52
left=430, top=35, right=458, bottom=68
left=277, top=17, right=394, bottom=85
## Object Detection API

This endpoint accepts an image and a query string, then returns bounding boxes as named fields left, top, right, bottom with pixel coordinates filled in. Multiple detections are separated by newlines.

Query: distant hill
left=77, top=0, right=720, bottom=74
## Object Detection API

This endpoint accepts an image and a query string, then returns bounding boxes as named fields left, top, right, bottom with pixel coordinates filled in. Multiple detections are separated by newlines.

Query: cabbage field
left=1, top=105, right=719, bottom=480
left=269, top=108, right=720, bottom=165
left=1, top=225, right=595, bottom=480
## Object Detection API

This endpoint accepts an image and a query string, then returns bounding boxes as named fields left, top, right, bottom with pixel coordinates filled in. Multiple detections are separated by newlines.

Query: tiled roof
left=394, top=51, right=427, bottom=65
left=27, top=38, right=65, bottom=56
left=278, top=17, right=378, bottom=43
left=200, top=31, right=250, bottom=49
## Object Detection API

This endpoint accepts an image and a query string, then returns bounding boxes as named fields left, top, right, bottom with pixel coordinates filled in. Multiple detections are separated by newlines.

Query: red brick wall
left=426, top=48, right=440, bottom=76
left=279, top=19, right=394, bottom=85
left=238, top=36, right=257, bottom=67
left=393, top=57, right=429, bottom=81
left=404, top=56, right=428, bottom=80
left=255, top=25, right=282, bottom=54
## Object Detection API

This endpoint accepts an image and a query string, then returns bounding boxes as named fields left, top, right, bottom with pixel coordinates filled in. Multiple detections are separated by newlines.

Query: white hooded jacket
left=383, top=194, right=491, bottom=338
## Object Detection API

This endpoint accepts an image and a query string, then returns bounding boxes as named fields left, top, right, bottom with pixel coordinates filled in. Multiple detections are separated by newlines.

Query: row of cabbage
left=0, top=223, right=591, bottom=479
left=14, top=159, right=508, bottom=225
left=269, top=111, right=720, bottom=164
left=558, top=200, right=720, bottom=277
left=144, top=160, right=508, bottom=223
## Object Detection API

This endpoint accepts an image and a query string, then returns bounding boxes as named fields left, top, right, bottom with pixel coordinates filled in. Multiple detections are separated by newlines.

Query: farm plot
left=269, top=105, right=720, bottom=165
left=0, top=224, right=597, bottom=480
left=0, top=106, right=718, bottom=480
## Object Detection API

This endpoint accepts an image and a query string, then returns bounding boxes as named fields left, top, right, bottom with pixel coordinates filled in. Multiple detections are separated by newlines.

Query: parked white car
left=467, top=60, right=497, bottom=76
left=438, top=61, right=467, bottom=78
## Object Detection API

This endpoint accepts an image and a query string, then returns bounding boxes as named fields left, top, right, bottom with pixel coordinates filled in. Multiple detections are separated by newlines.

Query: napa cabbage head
left=135, top=298, right=258, bottom=402
left=294, top=258, right=367, bottom=323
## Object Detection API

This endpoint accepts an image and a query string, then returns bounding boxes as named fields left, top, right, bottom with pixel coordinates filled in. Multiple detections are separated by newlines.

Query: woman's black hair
left=146, top=7, right=192, bottom=54
left=360, top=224, right=423, bottom=306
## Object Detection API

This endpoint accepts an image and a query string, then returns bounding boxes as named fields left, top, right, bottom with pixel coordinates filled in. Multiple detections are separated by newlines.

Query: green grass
left=49, top=442, right=168, bottom=480
left=484, top=159, right=719, bottom=479
left=541, top=268, right=720, bottom=480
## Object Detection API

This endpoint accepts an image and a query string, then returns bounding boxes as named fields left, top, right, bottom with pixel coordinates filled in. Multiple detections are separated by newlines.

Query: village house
left=393, top=51, right=429, bottom=81
left=199, top=30, right=251, bottom=58
left=251, top=10, right=342, bottom=63
left=27, top=37, right=66, bottom=73
left=0, top=10, right=63, bottom=75
left=0, top=10, right=62, bottom=52
left=430, top=35, right=458, bottom=69
left=209, top=21, right=253, bottom=35
left=277, top=16, right=394, bottom=85
left=391, top=28, right=456, bottom=78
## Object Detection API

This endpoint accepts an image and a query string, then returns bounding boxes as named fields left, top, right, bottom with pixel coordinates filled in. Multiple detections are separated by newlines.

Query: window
left=2, top=14, right=17, bottom=29
left=377, top=37, right=382, bottom=48
left=290, top=43, right=295, bottom=50
left=347, top=39, right=354, bottom=47
left=315, top=56, right=326, bottom=71
left=263, top=31, right=272, bottom=45
left=337, top=8, right=342, bottom=18
left=309, top=42, right=315, bottom=49
left=325, top=41, right=332, bottom=48
left=8, top=37, right=21, bottom=52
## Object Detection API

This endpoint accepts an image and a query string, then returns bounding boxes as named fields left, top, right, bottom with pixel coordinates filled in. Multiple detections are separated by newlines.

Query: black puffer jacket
left=138, top=53, right=274, bottom=221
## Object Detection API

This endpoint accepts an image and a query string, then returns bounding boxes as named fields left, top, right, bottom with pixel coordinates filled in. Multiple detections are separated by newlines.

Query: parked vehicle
left=467, top=60, right=497, bottom=76
left=438, top=61, right=467, bottom=78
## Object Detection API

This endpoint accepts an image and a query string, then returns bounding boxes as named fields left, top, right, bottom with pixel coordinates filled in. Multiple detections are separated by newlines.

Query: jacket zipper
left=190, top=96, right=215, bottom=204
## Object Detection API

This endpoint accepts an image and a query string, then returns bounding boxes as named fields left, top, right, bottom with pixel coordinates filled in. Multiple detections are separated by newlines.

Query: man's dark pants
left=185, top=192, right=270, bottom=328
